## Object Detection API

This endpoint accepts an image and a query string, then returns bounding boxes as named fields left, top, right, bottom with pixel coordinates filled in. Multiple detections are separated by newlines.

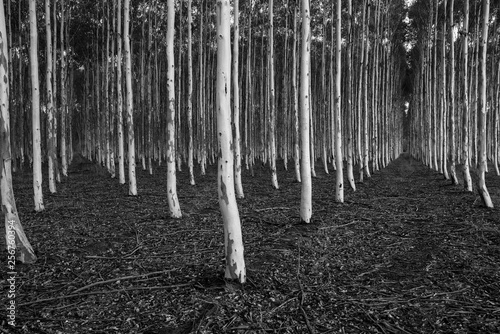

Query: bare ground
left=1, top=153, right=499, bottom=333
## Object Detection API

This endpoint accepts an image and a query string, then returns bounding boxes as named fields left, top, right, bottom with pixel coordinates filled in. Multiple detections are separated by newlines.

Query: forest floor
left=1, top=153, right=500, bottom=334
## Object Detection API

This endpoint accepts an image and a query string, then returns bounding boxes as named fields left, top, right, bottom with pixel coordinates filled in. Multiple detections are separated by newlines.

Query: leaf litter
left=0, top=153, right=499, bottom=333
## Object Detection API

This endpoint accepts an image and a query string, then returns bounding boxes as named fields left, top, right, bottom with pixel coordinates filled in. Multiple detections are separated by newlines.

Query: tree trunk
left=462, top=0, right=472, bottom=191
left=45, top=0, right=56, bottom=193
left=268, top=0, right=279, bottom=189
left=116, top=0, right=125, bottom=184
left=300, top=0, right=312, bottom=223
left=448, top=0, right=459, bottom=185
left=187, top=0, right=195, bottom=185
left=216, top=0, right=246, bottom=283
left=233, top=0, right=243, bottom=197
left=335, top=0, right=343, bottom=203
left=29, top=0, right=44, bottom=211
left=123, top=0, right=137, bottom=195
left=166, top=0, right=182, bottom=217
left=477, top=0, right=493, bottom=208
left=292, top=3, right=301, bottom=183
left=346, top=0, right=355, bottom=191
left=1, top=1, right=37, bottom=264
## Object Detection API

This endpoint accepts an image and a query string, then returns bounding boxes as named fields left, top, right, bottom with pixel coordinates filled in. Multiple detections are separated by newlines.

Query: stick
left=71, top=269, right=175, bottom=294
left=18, top=282, right=193, bottom=307
left=318, top=221, right=357, bottom=230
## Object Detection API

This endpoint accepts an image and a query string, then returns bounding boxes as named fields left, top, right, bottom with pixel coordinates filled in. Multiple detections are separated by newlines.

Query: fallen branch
left=18, top=282, right=193, bottom=307
left=71, top=269, right=176, bottom=294
left=254, top=207, right=291, bottom=212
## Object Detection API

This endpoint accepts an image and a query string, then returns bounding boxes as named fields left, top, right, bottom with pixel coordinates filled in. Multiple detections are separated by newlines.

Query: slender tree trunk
left=462, top=0, right=472, bottom=191
left=335, top=0, right=343, bottom=202
left=60, top=0, right=68, bottom=177
left=187, top=0, right=195, bottom=185
left=45, top=0, right=56, bottom=193
left=233, top=0, right=243, bottom=197
left=29, top=0, right=44, bottom=211
left=441, top=0, right=450, bottom=180
left=292, top=3, right=301, bottom=183
left=448, top=0, right=459, bottom=184
left=116, top=0, right=125, bottom=184
left=477, top=0, right=493, bottom=208
left=124, top=0, right=137, bottom=195
left=269, top=0, right=279, bottom=189
left=346, top=0, right=355, bottom=191
left=363, top=4, right=371, bottom=179
left=1, top=1, right=37, bottom=263
left=166, top=0, right=182, bottom=217
left=216, top=0, right=246, bottom=283
left=300, top=0, right=312, bottom=223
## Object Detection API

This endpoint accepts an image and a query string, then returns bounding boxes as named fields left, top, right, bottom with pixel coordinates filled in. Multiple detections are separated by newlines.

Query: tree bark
left=29, top=0, right=44, bottom=211
left=166, top=0, right=182, bottom=217
left=216, top=0, right=246, bottom=283
left=233, top=0, right=243, bottom=197
left=1, top=1, right=37, bottom=263
left=477, top=0, right=493, bottom=208
left=462, top=0, right=472, bottom=191
left=124, top=0, right=137, bottom=195
left=335, top=0, right=343, bottom=203
left=300, top=0, right=312, bottom=223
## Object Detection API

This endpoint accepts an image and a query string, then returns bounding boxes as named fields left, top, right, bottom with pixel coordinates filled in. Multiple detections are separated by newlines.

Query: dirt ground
left=1, top=153, right=499, bottom=333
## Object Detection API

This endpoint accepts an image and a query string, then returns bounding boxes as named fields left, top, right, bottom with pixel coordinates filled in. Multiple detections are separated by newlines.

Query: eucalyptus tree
left=300, top=0, right=312, bottom=224
left=476, top=0, right=493, bottom=208
left=124, top=0, right=137, bottom=195
left=45, top=0, right=56, bottom=193
left=217, top=0, right=246, bottom=283
left=334, top=0, right=343, bottom=203
left=233, top=0, right=243, bottom=197
left=29, top=0, right=44, bottom=211
left=1, top=0, right=37, bottom=263
left=166, top=0, right=182, bottom=217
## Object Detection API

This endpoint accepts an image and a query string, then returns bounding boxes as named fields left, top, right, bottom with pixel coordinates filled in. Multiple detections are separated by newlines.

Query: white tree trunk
left=45, top=0, right=56, bottom=194
left=29, top=0, right=44, bottom=211
left=187, top=0, right=195, bottom=186
left=117, top=0, right=125, bottom=184
left=1, top=1, right=37, bottom=263
left=217, top=0, right=246, bottom=283
left=165, top=0, right=182, bottom=217
left=477, top=0, right=493, bottom=208
left=124, top=0, right=137, bottom=195
left=300, top=0, right=312, bottom=223
left=233, top=0, right=243, bottom=198
left=335, top=0, right=344, bottom=203
left=462, top=0, right=472, bottom=191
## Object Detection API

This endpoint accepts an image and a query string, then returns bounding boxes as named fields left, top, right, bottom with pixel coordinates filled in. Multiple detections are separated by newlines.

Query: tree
left=29, top=0, right=44, bottom=212
left=116, top=0, right=125, bottom=184
left=346, top=0, right=356, bottom=191
left=45, top=0, right=56, bottom=194
left=233, top=0, right=243, bottom=198
left=300, top=0, right=312, bottom=224
left=166, top=0, right=182, bottom=217
left=216, top=0, right=246, bottom=283
left=476, top=0, right=493, bottom=208
left=124, top=0, right=137, bottom=195
left=462, top=0, right=472, bottom=192
left=334, top=0, right=343, bottom=203
left=187, top=0, right=195, bottom=185
left=1, top=0, right=37, bottom=264
left=448, top=0, right=458, bottom=185
left=268, top=0, right=279, bottom=189
left=60, top=0, right=68, bottom=177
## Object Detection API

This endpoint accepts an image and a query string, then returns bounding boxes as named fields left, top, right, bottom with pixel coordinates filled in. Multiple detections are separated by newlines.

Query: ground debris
left=2, top=154, right=499, bottom=333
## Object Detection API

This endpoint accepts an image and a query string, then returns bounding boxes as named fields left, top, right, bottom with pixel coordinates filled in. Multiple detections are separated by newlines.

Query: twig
left=18, top=282, right=193, bottom=307
left=71, top=269, right=175, bottom=294
left=254, top=207, right=291, bottom=212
